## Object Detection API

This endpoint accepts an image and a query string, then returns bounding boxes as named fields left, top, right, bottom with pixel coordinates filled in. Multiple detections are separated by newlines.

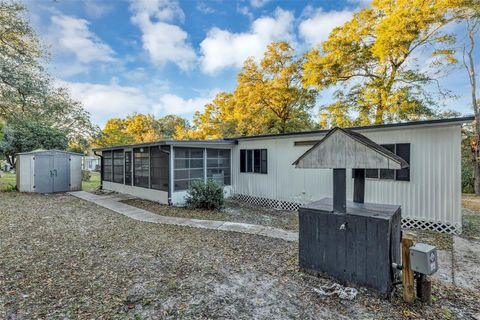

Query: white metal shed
left=16, top=150, right=82, bottom=193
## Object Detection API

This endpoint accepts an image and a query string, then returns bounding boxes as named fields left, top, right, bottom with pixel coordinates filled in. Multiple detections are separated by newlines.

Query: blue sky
left=25, top=0, right=477, bottom=127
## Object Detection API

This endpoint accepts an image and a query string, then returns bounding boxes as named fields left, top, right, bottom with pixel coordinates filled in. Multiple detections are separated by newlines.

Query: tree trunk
left=475, top=159, right=480, bottom=196
left=465, top=20, right=480, bottom=194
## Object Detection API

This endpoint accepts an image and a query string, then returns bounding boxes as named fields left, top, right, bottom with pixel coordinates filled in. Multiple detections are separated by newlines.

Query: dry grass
left=1, top=192, right=479, bottom=319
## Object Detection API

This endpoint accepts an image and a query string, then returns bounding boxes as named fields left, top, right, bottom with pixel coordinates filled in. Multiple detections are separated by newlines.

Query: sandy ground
left=1, top=192, right=479, bottom=319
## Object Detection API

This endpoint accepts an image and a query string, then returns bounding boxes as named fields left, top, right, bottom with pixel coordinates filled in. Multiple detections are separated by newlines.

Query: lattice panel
left=234, top=194, right=301, bottom=211
left=402, top=218, right=461, bottom=235
left=234, top=194, right=462, bottom=235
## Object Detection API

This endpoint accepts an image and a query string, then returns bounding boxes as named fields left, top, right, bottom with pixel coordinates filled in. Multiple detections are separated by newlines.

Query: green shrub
left=185, top=179, right=224, bottom=210
left=462, top=159, right=475, bottom=194
left=82, top=170, right=92, bottom=182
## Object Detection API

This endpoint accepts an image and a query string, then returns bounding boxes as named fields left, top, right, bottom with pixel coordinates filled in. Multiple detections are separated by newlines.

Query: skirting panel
left=233, top=194, right=462, bottom=235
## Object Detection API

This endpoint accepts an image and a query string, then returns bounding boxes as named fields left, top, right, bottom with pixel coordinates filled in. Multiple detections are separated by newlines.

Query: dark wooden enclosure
left=299, top=198, right=402, bottom=295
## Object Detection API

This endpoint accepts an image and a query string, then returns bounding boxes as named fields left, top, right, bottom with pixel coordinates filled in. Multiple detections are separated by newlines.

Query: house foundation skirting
left=233, top=194, right=461, bottom=235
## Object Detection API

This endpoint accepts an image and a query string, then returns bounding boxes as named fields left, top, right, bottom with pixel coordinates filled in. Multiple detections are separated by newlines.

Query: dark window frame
left=150, top=147, right=169, bottom=191
left=124, top=151, right=132, bottom=185
left=239, top=149, right=268, bottom=174
left=355, top=143, right=410, bottom=182
left=133, top=147, right=150, bottom=188
left=102, top=150, right=112, bottom=182
left=113, top=149, right=124, bottom=184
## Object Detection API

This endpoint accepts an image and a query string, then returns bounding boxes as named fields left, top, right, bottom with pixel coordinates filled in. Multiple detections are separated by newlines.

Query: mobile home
left=94, top=116, right=474, bottom=234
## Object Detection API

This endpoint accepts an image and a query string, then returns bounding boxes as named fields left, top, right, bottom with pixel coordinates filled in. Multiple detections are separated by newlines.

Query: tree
left=236, top=42, right=317, bottom=134
left=95, top=114, right=192, bottom=146
left=0, top=120, right=68, bottom=166
left=178, top=42, right=317, bottom=139
left=0, top=1, right=96, bottom=145
left=454, top=0, right=480, bottom=194
left=175, top=92, right=237, bottom=139
left=303, top=0, right=458, bottom=127
left=158, top=115, right=189, bottom=138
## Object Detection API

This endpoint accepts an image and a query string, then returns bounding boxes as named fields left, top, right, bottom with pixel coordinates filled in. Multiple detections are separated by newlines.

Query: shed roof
left=293, top=127, right=409, bottom=169
left=17, top=149, right=83, bottom=156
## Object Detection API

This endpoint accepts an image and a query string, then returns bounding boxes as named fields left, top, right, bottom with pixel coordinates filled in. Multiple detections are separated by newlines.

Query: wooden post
left=353, top=169, right=365, bottom=203
left=333, top=168, right=346, bottom=213
left=417, top=274, right=432, bottom=304
left=402, top=235, right=415, bottom=303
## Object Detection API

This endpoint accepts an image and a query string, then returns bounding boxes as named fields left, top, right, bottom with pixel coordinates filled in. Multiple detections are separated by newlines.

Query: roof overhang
left=93, top=139, right=237, bottom=152
left=233, top=116, right=475, bottom=141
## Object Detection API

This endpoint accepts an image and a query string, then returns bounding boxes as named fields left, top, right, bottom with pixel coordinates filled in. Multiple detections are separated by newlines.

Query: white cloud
left=200, top=8, right=294, bottom=74
left=153, top=89, right=220, bottom=116
left=130, top=0, right=196, bottom=70
left=196, top=2, right=216, bottom=14
left=51, top=15, right=116, bottom=64
left=299, top=9, right=353, bottom=47
left=250, top=0, right=272, bottom=8
left=57, top=80, right=151, bottom=126
left=84, top=1, right=113, bottom=18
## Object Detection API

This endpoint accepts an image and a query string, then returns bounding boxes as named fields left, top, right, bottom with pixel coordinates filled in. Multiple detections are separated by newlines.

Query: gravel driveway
left=1, top=192, right=478, bottom=319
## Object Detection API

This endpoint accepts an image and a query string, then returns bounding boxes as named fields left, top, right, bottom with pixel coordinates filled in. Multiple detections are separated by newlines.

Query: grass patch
left=82, top=172, right=100, bottom=191
left=0, top=171, right=16, bottom=191
left=461, top=194, right=480, bottom=240
left=413, top=230, right=453, bottom=251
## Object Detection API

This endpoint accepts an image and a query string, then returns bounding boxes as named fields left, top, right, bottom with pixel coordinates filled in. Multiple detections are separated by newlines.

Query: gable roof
left=292, top=127, right=409, bottom=169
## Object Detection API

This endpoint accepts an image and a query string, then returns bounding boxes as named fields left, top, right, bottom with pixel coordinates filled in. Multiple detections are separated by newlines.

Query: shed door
left=53, top=155, right=70, bottom=192
left=34, top=155, right=54, bottom=193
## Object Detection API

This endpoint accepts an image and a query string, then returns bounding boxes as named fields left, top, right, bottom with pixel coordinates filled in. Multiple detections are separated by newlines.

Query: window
left=379, top=144, right=395, bottom=180
left=361, top=143, right=410, bottom=181
left=150, top=147, right=169, bottom=191
left=240, top=149, right=267, bottom=174
left=207, top=149, right=231, bottom=186
left=125, top=151, right=132, bottom=185
left=103, top=151, right=112, bottom=181
left=113, top=150, right=124, bottom=183
left=174, top=148, right=204, bottom=191
left=134, top=147, right=150, bottom=188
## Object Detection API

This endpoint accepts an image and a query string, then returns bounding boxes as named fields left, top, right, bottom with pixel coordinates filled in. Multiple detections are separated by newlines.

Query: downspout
left=93, top=150, right=103, bottom=190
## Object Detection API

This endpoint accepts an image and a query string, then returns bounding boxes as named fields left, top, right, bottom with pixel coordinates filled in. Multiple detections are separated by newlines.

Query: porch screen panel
left=150, top=147, right=169, bottom=191
left=103, top=151, right=112, bottom=181
left=174, top=147, right=204, bottom=191
left=113, top=150, right=124, bottom=183
left=124, top=151, right=132, bottom=185
left=133, top=147, right=150, bottom=188
left=207, top=149, right=231, bottom=186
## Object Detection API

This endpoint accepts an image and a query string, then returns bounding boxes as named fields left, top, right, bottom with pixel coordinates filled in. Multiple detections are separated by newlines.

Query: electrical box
left=409, top=243, right=438, bottom=275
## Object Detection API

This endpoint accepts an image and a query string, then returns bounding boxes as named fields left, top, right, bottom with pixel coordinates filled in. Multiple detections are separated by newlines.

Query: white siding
left=232, top=124, right=462, bottom=232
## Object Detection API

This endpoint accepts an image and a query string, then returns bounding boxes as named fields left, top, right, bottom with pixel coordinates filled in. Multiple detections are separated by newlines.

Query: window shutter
left=395, top=143, right=410, bottom=181
left=260, top=149, right=267, bottom=174
left=240, top=150, right=246, bottom=172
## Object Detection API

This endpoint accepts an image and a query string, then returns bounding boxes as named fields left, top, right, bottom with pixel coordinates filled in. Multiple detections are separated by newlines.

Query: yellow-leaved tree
left=178, top=42, right=318, bottom=139
left=95, top=114, right=191, bottom=147
left=303, top=0, right=458, bottom=126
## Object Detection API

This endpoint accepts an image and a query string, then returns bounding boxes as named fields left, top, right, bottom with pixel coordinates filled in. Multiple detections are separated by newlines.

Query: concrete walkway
left=68, top=191, right=298, bottom=242
left=433, top=236, right=480, bottom=292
